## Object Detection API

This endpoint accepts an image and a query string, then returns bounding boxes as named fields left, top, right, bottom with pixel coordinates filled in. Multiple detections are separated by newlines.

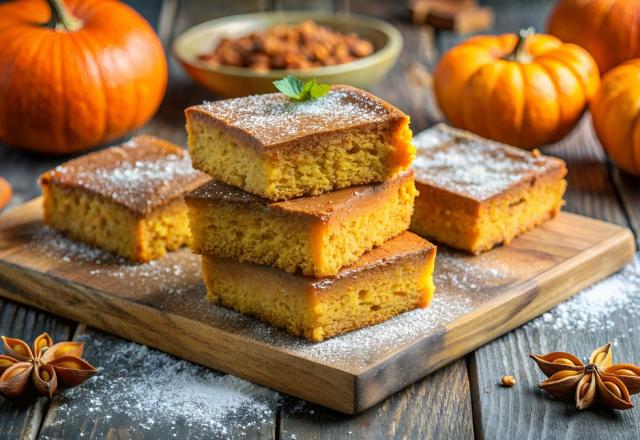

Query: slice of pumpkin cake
left=40, top=136, right=209, bottom=262
left=410, top=124, right=567, bottom=254
left=202, top=232, right=437, bottom=342
left=185, top=171, right=416, bottom=277
left=185, top=85, right=414, bottom=200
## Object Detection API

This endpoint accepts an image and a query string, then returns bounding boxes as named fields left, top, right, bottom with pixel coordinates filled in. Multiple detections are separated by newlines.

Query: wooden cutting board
left=0, top=198, right=635, bottom=414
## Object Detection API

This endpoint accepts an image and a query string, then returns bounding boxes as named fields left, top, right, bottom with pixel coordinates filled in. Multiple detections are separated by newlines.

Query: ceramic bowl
left=173, top=11, right=403, bottom=97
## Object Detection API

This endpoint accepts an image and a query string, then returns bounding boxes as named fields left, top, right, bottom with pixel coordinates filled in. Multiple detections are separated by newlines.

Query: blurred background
left=0, top=0, right=632, bottom=214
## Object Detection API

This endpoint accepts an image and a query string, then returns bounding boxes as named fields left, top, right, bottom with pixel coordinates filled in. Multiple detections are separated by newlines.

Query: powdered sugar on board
left=32, top=241, right=640, bottom=434
left=23, top=225, right=638, bottom=370
left=24, top=225, right=513, bottom=369
left=30, top=227, right=640, bottom=368
left=27, top=226, right=201, bottom=297
left=40, top=331, right=281, bottom=439
left=527, top=253, right=640, bottom=335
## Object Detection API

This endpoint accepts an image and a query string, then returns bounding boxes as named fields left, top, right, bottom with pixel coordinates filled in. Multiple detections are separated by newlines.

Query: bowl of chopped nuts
left=173, top=12, right=403, bottom=97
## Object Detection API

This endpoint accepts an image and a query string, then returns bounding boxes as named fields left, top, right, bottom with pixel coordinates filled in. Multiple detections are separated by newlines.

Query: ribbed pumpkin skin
left=591, top=60, right=640, bottom=176
left=548, top=0, right=640, bottom=74
left=433, top=33, right=600, bottom=149
left=0, top=0, right=168, bottom=154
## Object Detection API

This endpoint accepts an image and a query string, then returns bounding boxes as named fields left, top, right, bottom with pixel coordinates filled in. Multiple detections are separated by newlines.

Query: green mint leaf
left=299, top=79, right=317, bottom=100
left=274, top=76, right=330, bottom=101
left=273, top=75, right=305, bottom=99
left=310, top=83, right=330, bottom=99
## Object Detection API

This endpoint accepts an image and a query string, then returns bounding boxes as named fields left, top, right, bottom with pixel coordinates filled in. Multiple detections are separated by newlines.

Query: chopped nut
left=501, top=375, right=516, bottom=387
left=198, top=20, right=375, bottom=71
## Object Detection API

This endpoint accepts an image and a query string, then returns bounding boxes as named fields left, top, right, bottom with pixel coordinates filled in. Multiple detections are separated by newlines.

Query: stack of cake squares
left=183, top=85, right=437, bottom=341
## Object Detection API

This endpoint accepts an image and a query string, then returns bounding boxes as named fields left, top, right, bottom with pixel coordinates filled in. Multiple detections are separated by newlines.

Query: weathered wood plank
left=547, top=118, right=629, bottom=226
left=0, top=300, right=74, bottom=440
left=37, top=326, right=280, bottom=440
left=464, top=1, right=640, bottom=438
left=613, top=168, right=640, bottom=246
left=280, top=359, right=473, bottom=439
left=471, top=327, right=640, bottom=440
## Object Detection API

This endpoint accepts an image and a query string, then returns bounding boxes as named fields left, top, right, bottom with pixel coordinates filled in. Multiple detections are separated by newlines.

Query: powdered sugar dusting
left=47, top=137, right=206, bottom=213
left=30, top=225, right=112, bottom=264
left=197, top=88, right=395, bottom=146
left=212, top=250, right=513, bottom=368
left=412, top=124, right=563, bottom=200
left=24, top=225, right=514, bottom=369
left=54, top=154, right=197, bottom=210
left=40, top=333, right=281, bottom=439
left=528, top=253, right=640, bottom=334
left=28, top=226, right=201, bottom=297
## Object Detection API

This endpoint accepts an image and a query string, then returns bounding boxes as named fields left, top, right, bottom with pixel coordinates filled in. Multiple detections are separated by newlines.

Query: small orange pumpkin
left=433, top=29, right=600, bottom=148
left=548, top=0, right=640, bottom=74
left=591, top=59, right=640, bottom=176
left=0, top=0, right=168, bottom=154
left=0, top=177, right=11, bottom=211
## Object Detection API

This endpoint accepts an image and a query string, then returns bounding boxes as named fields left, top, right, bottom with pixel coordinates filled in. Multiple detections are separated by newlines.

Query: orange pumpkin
left=0, top=177, right=11, bottom=211
left=0, top=0, right=168, bottom=154
left=548, top=0, right=640, bottom=74
left=591, top=60, right=640, bottom=176
left=433, top=29, right=600, bottom=148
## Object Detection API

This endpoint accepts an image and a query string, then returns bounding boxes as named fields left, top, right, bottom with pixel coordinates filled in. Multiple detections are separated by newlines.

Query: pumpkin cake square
left=185, top=171, right=416, bottom=277
left=202, top=232, right=437, bottom=342
left=410, top=124, right=567, bottom=254
left=40, top=136, right=209, bottom=262
left=185, top=85, right=414, bottom=201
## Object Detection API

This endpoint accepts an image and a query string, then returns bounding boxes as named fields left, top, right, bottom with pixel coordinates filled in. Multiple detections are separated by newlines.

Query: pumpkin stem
left=505, top=27, right=535, bottom=63
left=44, top=0, right=83, bottom=32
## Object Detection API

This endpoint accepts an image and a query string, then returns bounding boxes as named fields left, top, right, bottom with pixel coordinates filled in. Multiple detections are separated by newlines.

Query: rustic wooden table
left=1, top=0, right=639, bottom=438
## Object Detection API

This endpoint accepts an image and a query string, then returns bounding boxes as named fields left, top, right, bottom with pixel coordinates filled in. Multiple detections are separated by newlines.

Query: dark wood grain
left=280, top=358, right=474, bottom=439
left=37, top=326, right=279, bottom=440
left=465, top=1, right=640, bottom=439
left=613, top=168, right=640, bottom=246
left=547, top=118, right=629, bottom=227
left=0, top=300, right=74, bottom=440
left=471, top=329, right=640, bottom=440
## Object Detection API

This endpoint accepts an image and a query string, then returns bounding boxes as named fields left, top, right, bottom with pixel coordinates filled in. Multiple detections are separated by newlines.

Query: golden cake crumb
left=39, top=136, right=209, bottom=262
left=202, top=232, right=436, bottom=341
left=185, top=85, right=414, bottom=200
left=186, top=172, right=416, bottom=277
left=410, top=124, right=567, bottom=254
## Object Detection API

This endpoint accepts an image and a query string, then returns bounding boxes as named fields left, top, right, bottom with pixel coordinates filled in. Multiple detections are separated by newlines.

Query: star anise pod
left=530, top=343, right=640, bottom=410
left=0, top=333, right=96, bottom=400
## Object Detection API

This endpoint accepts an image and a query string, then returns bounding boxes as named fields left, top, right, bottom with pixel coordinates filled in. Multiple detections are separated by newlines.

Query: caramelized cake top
left=185, top=85, right=409, bottom=149
left=40, top=136, right=209, bottom=215
left=412, top=124, right=567, bottom=201
left=186, top=171, right=414, bottom=222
